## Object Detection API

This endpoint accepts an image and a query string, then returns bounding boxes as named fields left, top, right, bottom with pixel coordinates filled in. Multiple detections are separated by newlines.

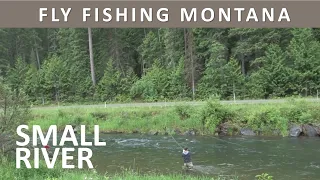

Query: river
left=53, top=134, right=320, bottom=180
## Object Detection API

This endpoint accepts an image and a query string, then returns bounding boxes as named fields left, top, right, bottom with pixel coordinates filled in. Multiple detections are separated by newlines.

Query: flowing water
left=52, top=134, right=320, bottom=180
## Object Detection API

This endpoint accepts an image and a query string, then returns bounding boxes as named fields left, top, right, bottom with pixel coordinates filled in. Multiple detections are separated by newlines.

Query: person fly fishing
left=169, top=134, right=194, bottom=170
left=182, top=147, right=193, bottom=170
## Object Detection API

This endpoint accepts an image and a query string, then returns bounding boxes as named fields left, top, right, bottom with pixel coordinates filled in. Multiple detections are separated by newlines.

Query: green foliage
left=0, top=81, right=30, bottom=134
left=138, top=30, right=165, bottom=68
left=246, top=106, right=289, bottom=136
left=6, top=57, right=28, bottom=93
left=287, top=28, right=320, bottom=96
left=175, top=104, right=193, bottom=120
left=96, top=61, right=137, bottom=102
left=0, top=156, right=237, bottom=180
left=41, top=54, right=69, bottom=102
left=281, top=100, right=320, bottom=124
left=248, top=44, right=292, bottom=98
left=255, top=173, right=273, bottom=180
left=130, top=61, right=169, bottom=101
left=30, top=100, right=320, bottom=137
left=163, top=28, right=185, bottom=69
left=197, top=41, right=227, bottom=99
left=198, top=99, right=235, bottom=134
left=24, top=65, right=44, bottom=103
left=0, top=28, right=320, bottom=104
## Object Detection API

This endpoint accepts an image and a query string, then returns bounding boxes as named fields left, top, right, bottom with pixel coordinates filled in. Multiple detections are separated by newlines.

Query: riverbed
left=52, top=134, right=320, bottom=180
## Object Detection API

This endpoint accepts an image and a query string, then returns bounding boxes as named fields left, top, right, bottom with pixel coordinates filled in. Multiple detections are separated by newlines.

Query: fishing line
left=210, top=136, right=262, bottom=153
left=211, top=136, right=247, bottom=148
left=169, top=134, right=183, bottom=149
left=170, top=133, right=261, bottom=153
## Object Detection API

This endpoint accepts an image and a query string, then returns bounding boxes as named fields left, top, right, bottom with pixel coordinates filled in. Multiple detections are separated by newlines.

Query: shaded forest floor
left=29, top=98, right=320, bottom=137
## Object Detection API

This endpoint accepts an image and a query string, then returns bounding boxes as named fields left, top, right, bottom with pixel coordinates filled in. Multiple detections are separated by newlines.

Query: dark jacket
left=182, top=151, right=191, bottom=163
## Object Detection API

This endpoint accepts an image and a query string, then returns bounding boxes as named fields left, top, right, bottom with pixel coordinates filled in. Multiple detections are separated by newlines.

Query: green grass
left=28, top=99, right=320, bottom=137
left=0, top=157, right=237, bottom=180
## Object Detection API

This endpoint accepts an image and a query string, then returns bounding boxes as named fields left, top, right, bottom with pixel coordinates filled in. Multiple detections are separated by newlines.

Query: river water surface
left=61, top=134, right=319, bottom=180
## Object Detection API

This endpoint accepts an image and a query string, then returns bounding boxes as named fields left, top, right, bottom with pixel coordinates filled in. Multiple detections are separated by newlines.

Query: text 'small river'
left=53, top=134, right=320, bottom=180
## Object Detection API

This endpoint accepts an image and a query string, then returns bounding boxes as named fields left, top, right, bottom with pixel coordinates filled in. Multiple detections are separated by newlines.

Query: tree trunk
left=240, top=35, right=246, bottom=75
left=190, top=35, right=195, bottom=101
left=88, top=27, right=96, bottom=86
left=184, top=28, right=187, bottom=59
left=114, top=28, right=124, bottom=75
left=141, top=28, right=147, bottom=76
left=35, top=46, right=41, bottom=69
left=184, top=28, right=195, bottom=100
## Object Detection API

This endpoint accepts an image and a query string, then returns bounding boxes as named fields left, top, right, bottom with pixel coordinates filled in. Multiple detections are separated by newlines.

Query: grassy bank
left=0, top=157, right=237, bottom=180
left=29, top=99, right=320, bottom=137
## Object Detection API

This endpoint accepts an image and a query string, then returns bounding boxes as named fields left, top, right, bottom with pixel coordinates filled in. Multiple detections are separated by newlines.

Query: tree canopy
left=0, top=28, right=319, bottom=104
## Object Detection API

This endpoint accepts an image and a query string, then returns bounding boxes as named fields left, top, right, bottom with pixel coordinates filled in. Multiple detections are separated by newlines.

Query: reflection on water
left=51, top=134, right=319, bottom=180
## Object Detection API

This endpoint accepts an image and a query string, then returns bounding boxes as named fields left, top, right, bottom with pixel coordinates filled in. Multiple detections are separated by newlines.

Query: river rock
left=302, top=124, right=319, bottom=137
left=272, top=129, right=281, bottom=136
left=218, top=122, right=238, bottom=136
left=101, top=130, right=123, bottom=134
left=183, top=129, right=196, bottom=136
left=73, top=125, right=81, bottom=133
left=314, top=125, right=320, bottom=135
left=240, top=128, right=256, bottom=136
left=174, top=128, right=182, bottom=135
left=132, top=129, right=140, bottom=134
left=161, top=127, right=169, bottom=135
left=149, top=130, right=159, bottom=135
left=289, top=124, right=302, bottom=137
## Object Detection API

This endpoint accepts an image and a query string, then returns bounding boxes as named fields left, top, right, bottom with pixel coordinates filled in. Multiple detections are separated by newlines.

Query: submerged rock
left=302, top=124, right=319, bottom=137
left=240, top=128, right=256, bottom=136
left=289, top=124, right=302, bottom=137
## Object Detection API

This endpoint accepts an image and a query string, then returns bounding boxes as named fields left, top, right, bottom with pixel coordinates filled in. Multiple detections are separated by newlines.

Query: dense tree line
left=0, top=28, right=319, bottom=104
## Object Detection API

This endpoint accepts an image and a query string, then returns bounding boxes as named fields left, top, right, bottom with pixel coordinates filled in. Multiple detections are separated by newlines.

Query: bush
left=199, top=99, right=235, bottom=134
left=0, top=82, right=30, bottom=134
left=175, top=104, right=192, bottom=120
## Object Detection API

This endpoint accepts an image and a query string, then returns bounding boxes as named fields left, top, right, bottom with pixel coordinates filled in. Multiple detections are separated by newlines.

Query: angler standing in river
left=182, top=147, right=193, bottom=170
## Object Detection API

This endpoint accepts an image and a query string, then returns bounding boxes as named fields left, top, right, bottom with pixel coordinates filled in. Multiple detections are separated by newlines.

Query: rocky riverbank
left=26, top=99, right=320, bottom=139
left=92, top=123, right=320, bottom=138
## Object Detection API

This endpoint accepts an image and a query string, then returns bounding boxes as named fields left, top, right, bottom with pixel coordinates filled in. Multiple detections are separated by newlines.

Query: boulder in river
left=289, top=124, right=302, bottom=137
left=302, top=124, right=319, bottom=137
left=240, top=128, right=256, bottom=136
